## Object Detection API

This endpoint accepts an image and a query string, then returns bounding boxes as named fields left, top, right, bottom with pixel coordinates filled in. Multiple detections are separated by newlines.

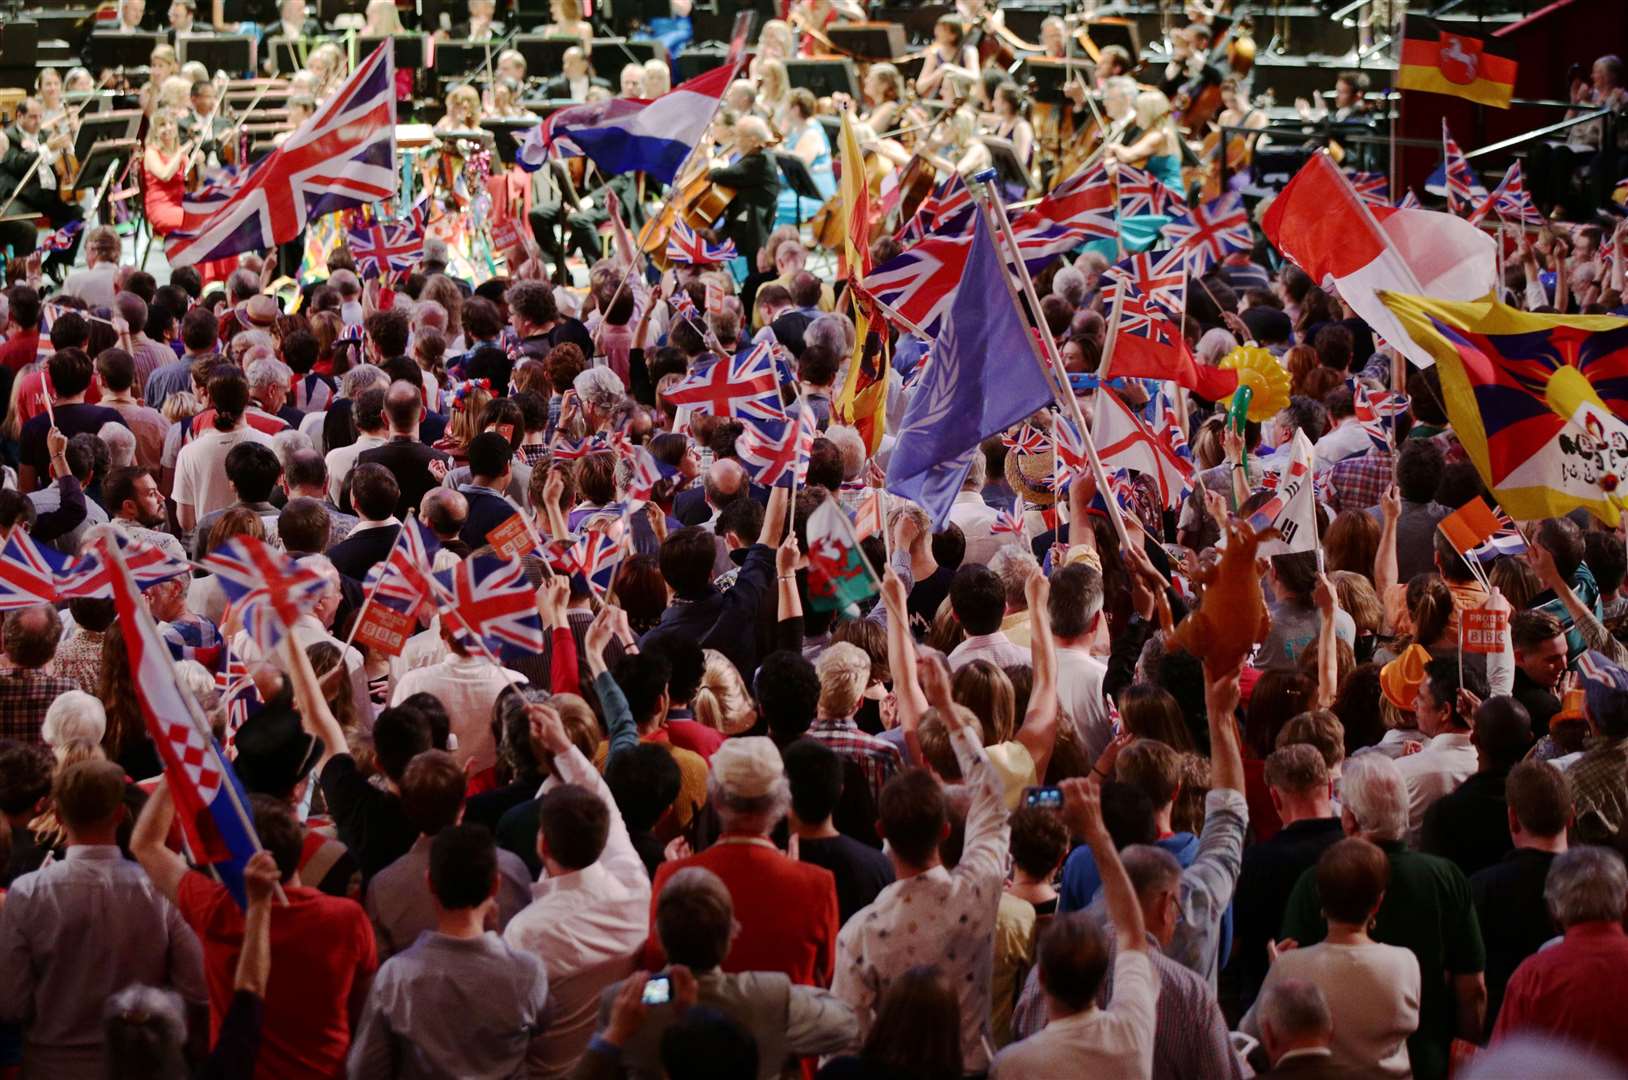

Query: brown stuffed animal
left=1169, top=518, right=1277, bottom=676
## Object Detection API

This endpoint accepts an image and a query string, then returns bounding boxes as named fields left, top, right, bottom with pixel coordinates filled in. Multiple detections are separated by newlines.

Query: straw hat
left=1379, top=643, right=1432, bottom=712
left=1004, top=450, right=1057, bottom=509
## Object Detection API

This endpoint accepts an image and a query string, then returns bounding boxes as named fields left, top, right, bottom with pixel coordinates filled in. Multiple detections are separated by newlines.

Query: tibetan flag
left=1398, top=16, right=1517, bottom=109
left=806, top=495, right=878, bottom=614
left=1378, top=291, right=1628, bottom=525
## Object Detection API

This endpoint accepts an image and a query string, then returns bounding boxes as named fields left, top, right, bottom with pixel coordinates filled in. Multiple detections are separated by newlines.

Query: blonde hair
left=444, top=380, right=493, bottom=449
left=365, top=0, right=403, bottom=32
left=30, top=738, right=108, bottom=849
left=693, top=649, right=756, bottom=735
left=756, top=58, right=789, bottom=106
left=1132, top=89, right=1174, bottom=132
left=445, top=84, right=480, bottom=125
left=816, top=642, right=871, bottom=719
left=157, top=75, right=193, bottom=111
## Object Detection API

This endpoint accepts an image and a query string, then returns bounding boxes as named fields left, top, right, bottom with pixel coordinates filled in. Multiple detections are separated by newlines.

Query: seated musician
left=641, top=58, right=670, bottom=98
left=775, top=87, right=835, bottom=227
left=757, top=19, right=793, bottom=62
left=0, top=97, right=85, bottom=274
left=490, top=78, right=538, bottom=120
left=36, top=69, right=69, bottom=129
left=916, top=16, right=979, bottom=104
left=539, top=0, right=592, bottom=49
left=113, top=0, right=151, bottom=33
left=1095, top=44, right=1134, bottom=86
left=449, top=0, right=502, bottom=41
left=639, top=0, right=693, bottom=59
left=180, top=77, right=231, bottom=164
left=1162, top=22, right=1220, bottom=105
left=543, top=47, right=609, bottom=100
left=142, top=107, right=199, bottom=235
left=437, top=84, right=483, bottom=131
left=1296, top=70, right=1371, bottom=124
left=275, top=93, right=315, bottom=144
left=789, top=0, right=864, bottom=56
left=709, top=115, right=780, bottom=273
left=618, top=63, right=644, bottom=98
left=987, top=81, right=1035, bottom=176
left=306, top=42, right=349, bottom=95
left=725, top=80, right=755, bottom=115
left=1217, top=78, right=1267, bottom=142
left=64, top=68, right=96, bottom=94
left=856, top=62, right=905, bottom=135
left=265, top=0, right=320, bottom=40
left=496, top=48, right=527, bottom=85
left=1040, top=15, right=1067, bottom=58
left=167, top=0, right=199, bottom=39
left=753, top=57, right=790, bottom=120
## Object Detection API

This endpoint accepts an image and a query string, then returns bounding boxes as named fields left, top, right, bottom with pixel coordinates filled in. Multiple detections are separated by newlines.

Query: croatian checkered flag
left=434, top=553, right=545, bottom=654
left=204, top=537, right=329, bottom=654
left=666, top=220, right=738, bottom=265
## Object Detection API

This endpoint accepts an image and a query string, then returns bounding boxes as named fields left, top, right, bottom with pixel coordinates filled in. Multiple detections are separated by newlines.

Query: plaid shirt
left=1570, top=738, right=1628, bottom=845
left=0, top=668, right=81, bottom=744
left=806, top=715, right=905, bottom=807
left=1326, top=446, right=1395, bottom=513
left=49, top=628, right=104, bottom=694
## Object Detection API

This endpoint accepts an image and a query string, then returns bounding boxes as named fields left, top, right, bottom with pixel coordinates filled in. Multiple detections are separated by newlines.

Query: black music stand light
left=89, top=30, right=165, bottom=73
left=178, top=32, right=255, bottom=76
left=826, top=22, right=907, bottom=61
left=355, top=34, right=427, bottom=70
left=589, top=36, right=665, bottom=82
left=512, top=34, right=575, bottom=79
left=771, top=150, right=824, bottom=224
left=784, top=58, right=859, bottom=101
left=978, top=135, right=1033, bottom=195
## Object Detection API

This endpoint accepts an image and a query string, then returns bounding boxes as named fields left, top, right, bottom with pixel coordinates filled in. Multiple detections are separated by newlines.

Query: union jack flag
left=1345, top=172, right=1391, bottom=208
left=40, top=220, right=83, bottom=252
left=216, top=645, right=262, bottom=742
left=1053, top=412, right=1091, bottom=490
left=165, top=44, right=398, bottom=268
left=1576, top=649, right=1628, bottom=692
left=899, top=174, right=976, bottom=245
left=1162, top=193, right=1252, bottom=274
left=664, top=342, right=786, bottom=422
left=665, top=220, right=738, bottom=265
left=670, top=289, right=703, bottom=326
left=346, top=200, right=427, bottom=279
left=57, top=532, right=191, bottom=599
left=1397, top=189, right=1422, bottom=210
left=1116, top=165, right=1184, bottom=218
left=1442, top=119, right=1487, bottom=218
left=992, top=509, right=1024, bottom=537
left=549, top=435, right=602, bottom=462
left=294, top=372, right=336, bottom=413
left=1153, top=388, right=1191, bottom=461
left=1354, top=384, right=1408, bottom=451
left=625, top=446, right=674, bottom=502
left=1001, top=424, right=1052, bottom=456
left=1474, top=161, right=1546, bottom=229
left=362, top=516, right=443, bottom=616
left=204, top=538, right=329, bottom=653
left=1012, top=164, right=1118, bottom=259
left=0, top=528, right=72, bottom=610
left=1104, top=248, right=1186, bottom=318
left=860, top=232, right=975, bottom=337
left=737, top=405, right=816, bottom=488
left=567, top=530, right=623, bottom=598
left=435, top=554, right=545, bottom=654
left=1470, top=507, right=1528, bottom=563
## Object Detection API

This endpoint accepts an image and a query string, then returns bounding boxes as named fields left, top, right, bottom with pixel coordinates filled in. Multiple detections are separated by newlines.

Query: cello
left=637, top=166, right=735, bottom=271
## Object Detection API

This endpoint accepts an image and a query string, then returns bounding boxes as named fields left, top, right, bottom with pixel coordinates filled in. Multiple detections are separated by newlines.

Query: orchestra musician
left=1040, top=15, right=1067, bottom=58
left=789, top=0, right=864, bottom=56
left=275, top=92, right=316, bottom=144
left=1296, top=70, right=1371, bottom=123
left=1108, top=89, right=1185, bottom=246
left=448, top=0, right=502, bottom=40
left=112, top=0, right=153, bottom=33
left=264, top=0, right=321, bottom=41
left=775, top=87, right=836, bottom=226
left=542, top=47, right=610, bottom=100
left=988, top=82, right=1035, bottom=173
left=149, top=45, right=180, bottom=88
left=490, top=78, right=538, bottom=120
left=540, top=0, right=593, bottom=50
left=496, top=49, right=527, bottom=86
left=916, top=16, right=979, bottom=104
left=1162, top=22, right=1221, bottom=104
left=617, top=63, right=644, bottom=98
left=0, top=97, right=85, bottom=273
left=709, top=115, right=780, bottom=272
left=142, top=107, right=200, bottom=234
left=166, top=0, right=198, bottom=40
left=36, top=70, right=69, bottom=128
left=364, top=0, right=405, bottom=35
left=725, top=80, right=755, bottom=115
left=64, top=68, right=96, bottom=94
left=436, top=84, right=483, bottom=132
left=754, top=57, right=791, bottom=121
left=757, top=19, right=793, bottom=63
left=641, top=59, right=670, bottom=98
left=306, top=42, right=349, bottom=96
left=180, top=77, right=232, bottom=162
left=837, top=62, right=905, bottom=135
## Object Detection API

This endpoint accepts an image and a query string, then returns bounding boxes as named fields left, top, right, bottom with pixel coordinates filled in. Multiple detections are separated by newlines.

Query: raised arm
left=586, top=607, right=640, bottom=763
left=1312, top=572, right=1339, bottom=709
left=881, top=570, right=927, bottom=767
left=1205, top=661, right=1246, bottom=795
left=130, top=780, right=188, bottom=905
left=285, top=634, right=348, bottom=770
left=1375, top=485, right=1400, bottom=632
left=923, top=652, right=1009, bottom=883
left=1014, top=571, right=1059, bottom=780
left=1061, top=777, right=1147, bottom=953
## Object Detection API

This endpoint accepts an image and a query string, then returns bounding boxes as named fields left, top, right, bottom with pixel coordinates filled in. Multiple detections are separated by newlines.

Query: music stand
left=784, top=58, right=859, bottom=101
left=264, top=37, right=309, bottom=74
left=0, top=20, right=40, bottom=72
left=77, top=136, right=137, bottom=198
left=178, top=32, right=255, bottom=75
left=356, top=34, right=426, bottom=71
left=826, top=22, right=907, bottom=61
left=73, top=108, right=141, bottom=164
left=1021, top=57, right=1093, bottom=105
left=1082, top=18, right=1139, bottom=60
left=89, top=30, right=165, bottom=73
left=511, top=34, right=576, bottom=80
left=480, top=117, right=536, bottom=165
left=977, top=135, right=1033, bottom=195
left=676, top=45, right=726, bottom=83
left=435, top=40, right=500, bottom=84
left=589, top=36, right=665, bottom=82
left=872, top=4, right=949, bottom=43
left=772, top=150, right=824, bottom=223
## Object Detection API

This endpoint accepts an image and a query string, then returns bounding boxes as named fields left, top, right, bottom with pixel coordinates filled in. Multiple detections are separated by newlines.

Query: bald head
left=420, top=487, right=468, bottom=539
left=384, top=379, right=423, bottom=434
left=735, top=116, right=771, bottom=153
left=703, top=458, right=748, bottom=510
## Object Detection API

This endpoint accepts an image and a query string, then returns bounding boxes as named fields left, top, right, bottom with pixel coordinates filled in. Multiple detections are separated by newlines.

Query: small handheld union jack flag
left=1442, top=119, right=1488, bottom=217
left=664, top=343, right=786, bottom=423
left=362, top=516, right=443, bottom=616
left=1053, top=413, right=1091, bottom=492
left=347, top=202, right=426, bottom=280
left=1345, top=172, right=1391, bottom=208
left=434, top=553, right=545, bottom=654
left=1116, top=165, right=1184, bottom=218
left=217, top=644, right=263, bottom=743
left=1001, top=424, right=1052, bottom=457
left=992, top=509, right=1024, bottom=537
left=1354, top=384, right=1408, bottom=451
left=736, top=405, right=816, bottom=489
left=204, top=538, right=329, bottom=654
left=568, top=530, right=623, bottom=599
left=665, top=220, right=738, bottom=265
left=626, top=446, right=675, bottom=502
left=1469, top=507, right=1527, bottom=563
left=1161, top=193, right=1252, bottom=275
left=40, top=220, right=83, bottom=252
left=1104, top=248, right=1186, bottom=319
left=0, top=528, right=72, bottom=611
left=1473, top=161, right=1546, bottom=229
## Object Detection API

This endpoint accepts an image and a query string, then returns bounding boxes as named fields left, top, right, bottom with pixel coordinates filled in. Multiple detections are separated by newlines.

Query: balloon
left=1228, top=386, right=1253, bottom=431
left=1218, top=346, right=1290, bottom=423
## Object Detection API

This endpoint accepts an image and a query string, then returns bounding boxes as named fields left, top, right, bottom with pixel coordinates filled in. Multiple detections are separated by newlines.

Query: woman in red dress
left=142, top=108, right=235, bottom=284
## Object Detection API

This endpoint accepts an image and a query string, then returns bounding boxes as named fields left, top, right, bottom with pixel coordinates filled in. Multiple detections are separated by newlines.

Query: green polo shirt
left=1280, top=839, right=1485, bottom=1080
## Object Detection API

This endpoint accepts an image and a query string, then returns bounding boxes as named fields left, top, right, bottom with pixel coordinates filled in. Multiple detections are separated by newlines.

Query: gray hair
left=294, top=553, right=341, bottom=595
left=961, top=449, right=987, bottom=491
left=271, top=428, right=314, bottom=473
left=823, top=424, right=866, bottom=481
left=229, top=329, right=276, bottom=364
left=411, top=299, right=447, bottom=331
left=707, top=773, right=791, bottom=835
left=340, top=363, right=388, bottom=399
left=97, top=422, right=136, bottom=469
left=103, top=985, right=188, bottom=1075
left=1053, top=266, right=1088, bottom=307
left=806, top=312, right=854, bottom=356
left=1546, top=846, right=1628, bottom=926
left=246, top=355, right=292, bottom=390
left=1258, top=978, right=1333, bottom=1044
left=1196, top=328, right=1238, bottom=365
left=989, top=545, right=1040, bottom=607
left=422, top=236, right=449, bottom=265
left=573, top=366, right=626, bottom=415
left=226, top=268, right=260, bottom=303
left=1120, top=844, right=1182, bottom=902
left=42, top=690, right=107, bottom=749
left=1341, top=753, right=1409, bottom=842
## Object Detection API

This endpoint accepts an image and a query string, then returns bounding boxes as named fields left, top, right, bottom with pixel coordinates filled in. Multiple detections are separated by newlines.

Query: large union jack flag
left=899, top=174, right=977, bottom=245
left=1472, top=161, right=1546, bottom=229
left=665, top=219, right=738, bottom=265
left=0, top=528, right=71, bottom=610
left=1011, top=164, right=1117, bottom=258
left=1117, top=164, right=1184, bottom=218
left=664, top=343, right=786, bottom=422
left=435, top=553, right=545, bottom=654
left=362, top=516, right=443, bottom=615
left=1162, top=193, right=1252, bottom=274
left=737, top=405, right=816, bottom=488
left=1104, top=248, right=1186, bottom=318
left=346, top=200, right=427, bottom=279
left=165, top=44, right=398, bottom=268
left=56, top=531, right=191, bottom=599
left=860, top=233, right=975, bottom=337
left=204, top=538, right=329, bottom=653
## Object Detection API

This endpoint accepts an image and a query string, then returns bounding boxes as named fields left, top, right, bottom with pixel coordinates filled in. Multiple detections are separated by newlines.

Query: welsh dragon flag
left=807, top=496, right=878, bottom=613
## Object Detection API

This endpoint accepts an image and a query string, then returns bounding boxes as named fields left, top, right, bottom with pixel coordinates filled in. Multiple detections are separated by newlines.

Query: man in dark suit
left=708, top=115, right=779, bottom=273
left=447, top=0, right=501, bottom=40
left=356, top=381, right=452, bottom=521
left=1254, top=979, right=1388, bottom=1079
left=326, top=462, right=403, bottom=582
left=541, top=46, right=610, bottom=99
left=457, top=431, right=522, bottom=550
left=1, top=98, right=84, bottom=273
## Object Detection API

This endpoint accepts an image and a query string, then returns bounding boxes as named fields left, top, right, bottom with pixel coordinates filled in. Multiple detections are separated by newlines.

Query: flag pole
left=339, top=512, right=412, bottom=653
left=103, top=536, right=285, bottom=906
left=971, top=169, right=1135, bottom=555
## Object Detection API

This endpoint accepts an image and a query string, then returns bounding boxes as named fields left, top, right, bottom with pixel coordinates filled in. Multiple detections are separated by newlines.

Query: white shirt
left=950, top=489, right=1015, bottom=568
left=390, top=653, right=527, bottom=772
left=948, top=631, right=1030, bottom=672
left=173, top=424, right=276, bottom=521
left=234, top=613, right=371, bottom=725
left=1055, top=645, right=1111, bottom=761
left=60, top=265, right=118, bottom=309
left=1314, top=417, right=1375, bottom=471
left=1393, top=731, right=1479, bottom=844
left=834, top=724, right=1010, bottom=1073
left=324, top=431, right=388, bottom=505
left=503, top=745, right=652, bottom=1079
left=991, top=950, right=1159, bottom=1079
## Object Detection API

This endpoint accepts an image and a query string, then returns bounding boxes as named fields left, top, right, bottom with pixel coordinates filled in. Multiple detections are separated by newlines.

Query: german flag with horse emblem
left=1398, top=16, right=1518, bottom=108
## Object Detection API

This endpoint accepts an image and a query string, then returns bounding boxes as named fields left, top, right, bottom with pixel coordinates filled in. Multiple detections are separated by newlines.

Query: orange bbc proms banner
left=1398, top=16, right=1517, bottom=109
